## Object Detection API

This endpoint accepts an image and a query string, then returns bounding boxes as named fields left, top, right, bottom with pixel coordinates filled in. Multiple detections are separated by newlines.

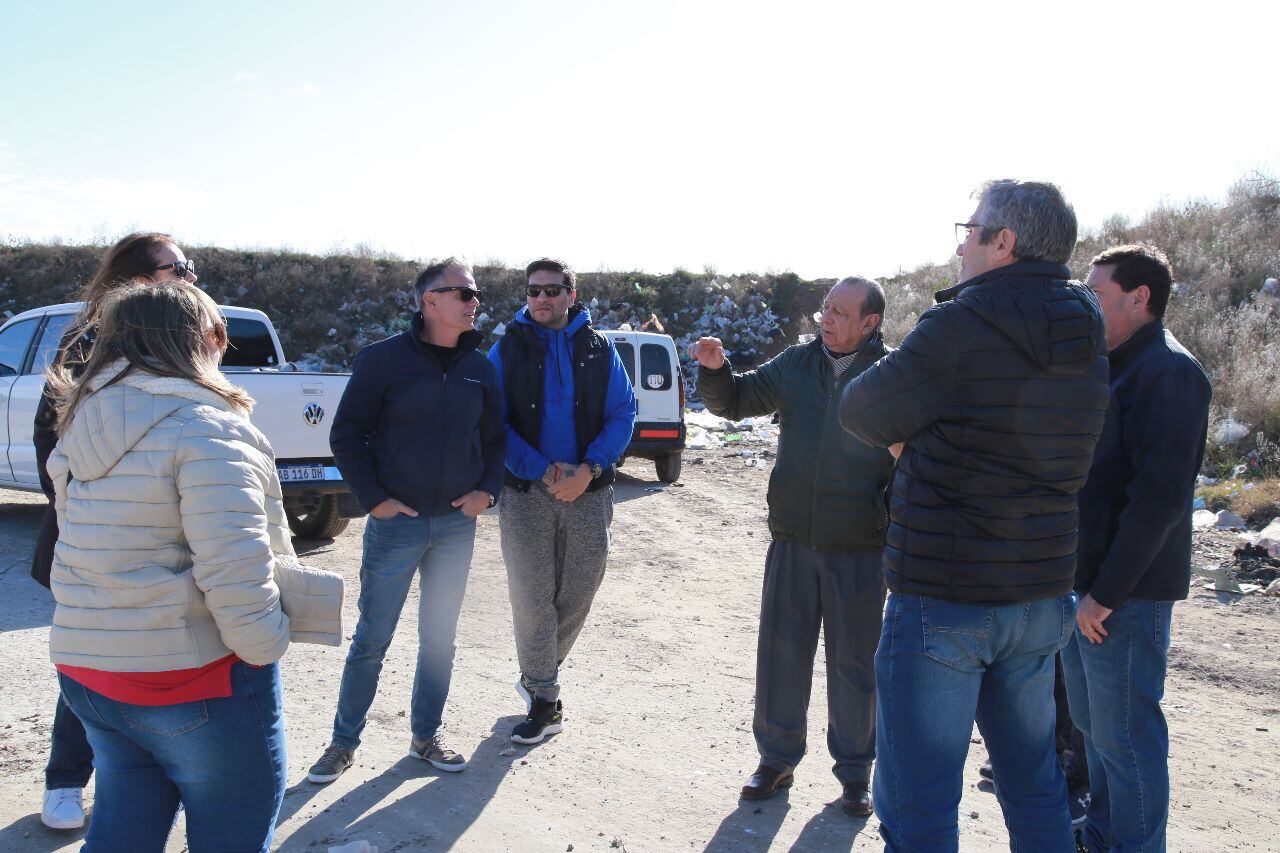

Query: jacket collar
left=1107, top=318, right=1164, bottom=368
left=807, top=331, right=886, bottom=375
left=935, top=260, right=1073, bottom=304
left=409, top=312, right=483, bottom=355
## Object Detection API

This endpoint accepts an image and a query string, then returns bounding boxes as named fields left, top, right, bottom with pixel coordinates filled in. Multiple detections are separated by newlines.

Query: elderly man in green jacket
left=690, top=276, right=894, bottom=816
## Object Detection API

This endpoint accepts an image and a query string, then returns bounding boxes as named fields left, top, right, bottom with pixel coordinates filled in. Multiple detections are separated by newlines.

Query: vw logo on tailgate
left=303, top=403, right=325, bottom=426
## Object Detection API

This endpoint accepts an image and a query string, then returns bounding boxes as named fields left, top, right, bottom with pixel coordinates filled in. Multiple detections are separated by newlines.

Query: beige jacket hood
left=48, top=365, right=342, bottom=672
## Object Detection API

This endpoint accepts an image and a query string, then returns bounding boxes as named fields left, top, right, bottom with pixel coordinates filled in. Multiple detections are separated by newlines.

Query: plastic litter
left=1214, top=510, right=1247, bottom=530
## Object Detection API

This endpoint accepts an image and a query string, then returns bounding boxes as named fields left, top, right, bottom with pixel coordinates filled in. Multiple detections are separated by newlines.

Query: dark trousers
left=753, top=541, right=885, bottom=786
left=46, top=690, right=94, bottom=790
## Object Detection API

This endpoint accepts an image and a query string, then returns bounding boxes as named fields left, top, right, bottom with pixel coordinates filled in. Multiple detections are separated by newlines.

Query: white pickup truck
left=0, top=302, right=361, bottom=538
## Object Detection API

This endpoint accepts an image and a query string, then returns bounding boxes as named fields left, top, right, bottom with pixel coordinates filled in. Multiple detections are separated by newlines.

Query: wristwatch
left=589, top=463, right=603, bottom=480
left=486, top=493, right=497, bottom=508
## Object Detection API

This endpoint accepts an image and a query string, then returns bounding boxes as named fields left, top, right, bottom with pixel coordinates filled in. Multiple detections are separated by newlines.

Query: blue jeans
left=46, top=687, right=94, bottom=789
left=332, top=510, right=476, bottom=749
left=1061, top=598, right=1173, bottom=853
left=59, top=662, right=287, bottom=853
left=874, top=592, right=1078, bottom=853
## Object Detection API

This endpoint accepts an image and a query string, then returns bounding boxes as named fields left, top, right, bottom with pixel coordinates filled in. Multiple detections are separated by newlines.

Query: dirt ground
left=1, top=449, right=1278, bottom=852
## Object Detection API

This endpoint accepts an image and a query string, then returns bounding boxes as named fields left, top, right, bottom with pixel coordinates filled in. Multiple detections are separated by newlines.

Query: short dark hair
left=976, top=179, right=1077, bottom=264
left=525, top=257, right=576, bottom=289
left=413, top=256, right=469, bottom=302
left=1091, top=243, right=1174, bottom=318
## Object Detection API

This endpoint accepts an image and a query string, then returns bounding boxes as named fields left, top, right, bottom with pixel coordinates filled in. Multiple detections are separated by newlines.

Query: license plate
left=278, top=464, right=325, bottom=482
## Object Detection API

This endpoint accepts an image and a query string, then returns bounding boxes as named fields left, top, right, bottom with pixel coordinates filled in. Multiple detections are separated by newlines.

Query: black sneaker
left=307, top=743, right=355, bottom=784
left=511, top=698, right=563, bottom=744
left=978, top=760, right=994, bottom=783
left=1069, top=787, right=1091, bottom=827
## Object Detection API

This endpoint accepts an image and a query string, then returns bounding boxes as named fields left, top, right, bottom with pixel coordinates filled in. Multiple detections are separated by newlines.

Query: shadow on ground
left=0, top=812, right=88, bottom=852
left=278, top=716, right=525, bottom=852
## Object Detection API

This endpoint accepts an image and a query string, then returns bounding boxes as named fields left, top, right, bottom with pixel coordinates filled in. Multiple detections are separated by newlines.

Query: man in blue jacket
left=308, top=257, right=507, bottom=784
left=488, top=257, right=636, bottom=744
left=1063, top=244, right=1211, bottom=852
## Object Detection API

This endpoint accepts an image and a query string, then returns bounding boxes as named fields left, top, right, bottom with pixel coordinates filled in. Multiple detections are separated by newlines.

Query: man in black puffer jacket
left=840, top=180, right=1109, bottom=853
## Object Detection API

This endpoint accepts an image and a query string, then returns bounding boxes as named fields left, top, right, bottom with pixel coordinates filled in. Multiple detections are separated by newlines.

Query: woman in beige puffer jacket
left=47, top=281, right=342, bottom=853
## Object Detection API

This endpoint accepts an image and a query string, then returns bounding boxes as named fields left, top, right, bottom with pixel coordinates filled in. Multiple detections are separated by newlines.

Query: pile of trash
left=685, top=408, right=779, bottom=465
left=1194, top=516, right=1280, bottom=596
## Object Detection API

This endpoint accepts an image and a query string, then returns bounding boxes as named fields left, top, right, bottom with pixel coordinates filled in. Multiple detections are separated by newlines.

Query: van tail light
left=639, top=429, right=682, bottom=438
left=678, top=371, right=686, bottom=411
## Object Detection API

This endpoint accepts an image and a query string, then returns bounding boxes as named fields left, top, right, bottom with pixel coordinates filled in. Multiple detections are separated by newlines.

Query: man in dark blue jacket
left=308, top=257, right=506, bottom=785
left=488, top=257, right=636, bottom=745
left=840, top=180, right=1110, bottom=852
left=1063, top=244, right=1211, bottom=852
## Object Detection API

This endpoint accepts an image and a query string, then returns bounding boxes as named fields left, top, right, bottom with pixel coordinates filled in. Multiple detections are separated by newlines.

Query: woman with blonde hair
left=33, top=231, right=198, bottom=831
left=46, top=281, right=341, bottom=852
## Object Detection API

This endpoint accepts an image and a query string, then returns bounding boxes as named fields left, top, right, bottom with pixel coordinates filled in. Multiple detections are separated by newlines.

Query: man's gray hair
left=413, top=256, right=471, bottom=302
left=976, top=179, right=1077, bottom=264
left=835, top=275, right=886, bottom=334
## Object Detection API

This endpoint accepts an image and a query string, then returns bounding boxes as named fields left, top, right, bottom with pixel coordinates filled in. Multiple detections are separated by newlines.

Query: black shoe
left=978, top=760, right=994, bottom=783
left=511, top=698, right=563, bottom=744
left=740, top=765, right=793, bottom=800
left=840, top=784, right=872, bottom=816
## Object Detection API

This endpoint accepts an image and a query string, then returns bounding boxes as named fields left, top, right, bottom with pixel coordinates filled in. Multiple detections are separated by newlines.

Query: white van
left=0, top=302, right=359, bottom=538
left=601, top=330, right=686, bottom=482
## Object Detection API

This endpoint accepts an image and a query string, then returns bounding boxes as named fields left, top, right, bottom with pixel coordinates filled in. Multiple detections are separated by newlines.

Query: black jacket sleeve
left=839, top=306, right=956, bottom=447
left=1088, top=363, right=1212, bottom=609
left=478, top=365, right=508, bottom=499
left=329, top=348, right=391, bottom=512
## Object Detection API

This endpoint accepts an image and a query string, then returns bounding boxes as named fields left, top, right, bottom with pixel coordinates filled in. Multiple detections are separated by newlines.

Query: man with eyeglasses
left=307, top=256, right=506, bottom=784
left=690, top=276, right=894, bottom=816
left=840, top=180, right=1110, bottom=851
left=487, top=257, right=636, bottom=744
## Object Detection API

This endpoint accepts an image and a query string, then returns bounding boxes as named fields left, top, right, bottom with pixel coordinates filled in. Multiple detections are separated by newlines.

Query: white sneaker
left=41, top=787, right=85, bottom=830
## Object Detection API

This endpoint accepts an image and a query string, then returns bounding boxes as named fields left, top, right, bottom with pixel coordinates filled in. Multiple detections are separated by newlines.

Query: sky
left=2, top=0, right=1277, bottom=280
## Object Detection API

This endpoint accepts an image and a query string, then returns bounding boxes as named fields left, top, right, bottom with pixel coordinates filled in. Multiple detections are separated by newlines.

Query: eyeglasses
left=155, top=260, right=196, bottom=278
left=954, top=222, right=1005, bottom=245
left=430, top=286, right=483, bottom=303
left=954, top=222, right=983, bottom=245
left=526, top=284, right=570, bottom=299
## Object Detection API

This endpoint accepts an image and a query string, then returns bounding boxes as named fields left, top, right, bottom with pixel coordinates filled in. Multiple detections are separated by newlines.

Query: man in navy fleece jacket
left=308, top=257, right=506, bottom=785
left=1063, top=244, right=1211, bottom=852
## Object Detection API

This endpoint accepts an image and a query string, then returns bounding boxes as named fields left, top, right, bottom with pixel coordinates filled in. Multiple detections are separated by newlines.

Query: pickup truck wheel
left=655, top=452, right=682, bottom=483
left=285, top=494, right=350, bottom=539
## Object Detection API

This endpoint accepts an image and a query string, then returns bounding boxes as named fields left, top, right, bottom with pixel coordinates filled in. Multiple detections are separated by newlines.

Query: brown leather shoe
left=841, top=784, right=872, bottom=816
left=740, top=765, right=794, bottom=800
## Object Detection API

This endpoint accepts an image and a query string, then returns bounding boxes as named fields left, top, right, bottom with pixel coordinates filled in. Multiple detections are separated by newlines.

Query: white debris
left=1257, top=518, right=1280, bottom=558
left=1193, top=509, right=1217, bottom=528
left=1214, top=417, right=1251, bottom=445
left=1215, top=510, right=1248, bottom=530
left=329, top=842, right=378, bottom=853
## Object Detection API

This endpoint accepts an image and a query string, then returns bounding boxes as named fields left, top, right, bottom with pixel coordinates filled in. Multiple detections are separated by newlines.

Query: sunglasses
left=526, top=284, right=570, bottom=299
left=430, top=286, right=483, bottom=303
left=155, top=260, right=196, bottom=278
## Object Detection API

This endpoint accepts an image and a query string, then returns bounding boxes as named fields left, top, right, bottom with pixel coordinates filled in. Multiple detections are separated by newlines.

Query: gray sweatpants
left=754, top=541, right=886, bottom=786
left=499, top=482, right=613, bottom=702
